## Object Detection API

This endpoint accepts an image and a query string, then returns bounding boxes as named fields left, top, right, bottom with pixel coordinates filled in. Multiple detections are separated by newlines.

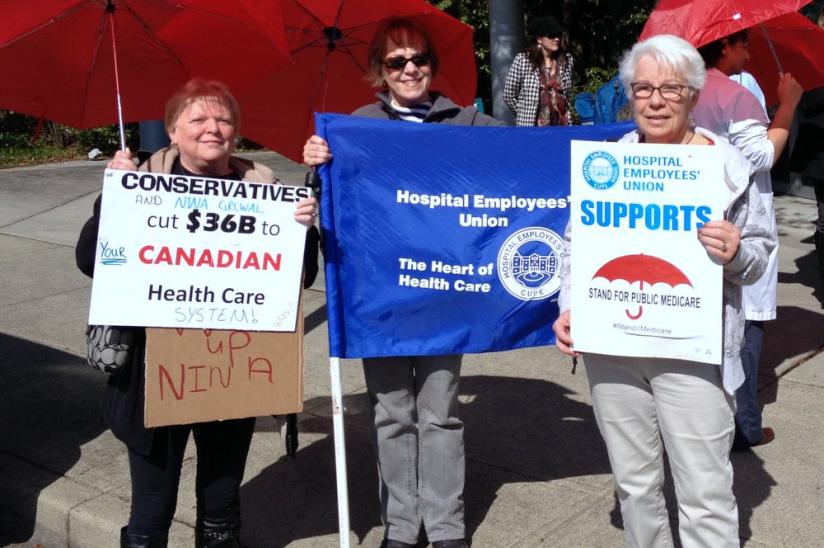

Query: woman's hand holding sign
left=107, top=148, right=138, bottom=171
left=552, top=309, right=580, bottom=358
left=293, top=198, right=318, bottom=227
left=698, top=219, right=740, bottom=265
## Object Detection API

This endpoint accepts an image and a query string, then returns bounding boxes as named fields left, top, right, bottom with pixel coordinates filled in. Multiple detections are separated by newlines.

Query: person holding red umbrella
left=553, top=34, right=776, bottom=547
left=76, top=80, right=318, bottom=548
left=304, top=17, right=501, bottom=548
left=692, top=29, right=803, bottom=450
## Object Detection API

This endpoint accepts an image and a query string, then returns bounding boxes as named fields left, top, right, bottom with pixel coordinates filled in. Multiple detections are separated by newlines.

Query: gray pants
left=585, top=354, right=739, bottom=548
left=362, top=354, right=465, bottom=544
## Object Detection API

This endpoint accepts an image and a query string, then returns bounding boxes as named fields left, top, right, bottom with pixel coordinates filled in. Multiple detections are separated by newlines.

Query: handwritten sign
left=89, top=169, right=308, bottom=331
left=144, top=322, right=303, bottom=427
left=569, top=140, right=726, bottom=364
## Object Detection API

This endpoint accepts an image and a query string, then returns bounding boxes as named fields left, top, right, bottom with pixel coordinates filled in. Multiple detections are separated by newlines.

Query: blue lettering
left=696, top=206, right=712, bottom=228
left=613, top=202, right=627, bottom=227
left=628, top=203, right=644, bottom=228
left=645, top=204, right=661, bottom=230
left=581, top=200, right=594, bottom=225
left=663, top=204, right=679, bottom=230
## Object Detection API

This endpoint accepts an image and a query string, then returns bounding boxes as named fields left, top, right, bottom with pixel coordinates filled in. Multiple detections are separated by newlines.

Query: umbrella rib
left=118, top=1, right=184, bottom=70
left=311, top=0, right=349, bottom=114
left=80, top=10, right=109, bottom=127
left=340, top=47, right=369, bottom=76
left=0, top=2, right=87, bottom=47
left=137, top=0, right=291, bottom=62
left=288, top=0, right=326, bottom=31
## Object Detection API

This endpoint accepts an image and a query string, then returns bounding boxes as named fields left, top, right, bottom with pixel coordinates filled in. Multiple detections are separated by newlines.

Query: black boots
left=120, top=526, right=168, bottom=548
left=196, top=509, right=242, bottom=548
left=120, top=507, right=241, bottom=547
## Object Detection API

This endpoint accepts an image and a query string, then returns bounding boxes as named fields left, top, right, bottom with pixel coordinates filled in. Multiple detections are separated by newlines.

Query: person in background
left=694, top=29, right=803, bottom=449
left=504, top=15, right=575, bottom=126
left=790, top=87, right=824, bottom=295
left=731, top=71, right=767, bottom=112
left=303, top=17, right=501, bottom=548
left=76, top=79, right=317, bottom=548
left=553, top=34, right=776, bottom=547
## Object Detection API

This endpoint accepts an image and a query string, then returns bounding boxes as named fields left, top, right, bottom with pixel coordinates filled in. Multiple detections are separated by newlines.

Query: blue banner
left=316, top=114, right=634, bottom=359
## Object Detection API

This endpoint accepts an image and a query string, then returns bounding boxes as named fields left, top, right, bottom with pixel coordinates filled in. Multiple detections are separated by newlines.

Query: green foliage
left=432, top=0, right=655, bottom=111
left=0, top=109, right=140, bottom=167
left=73, top=124, right=140, bottom=154
left=0, top=144, right=85, bottom=169
left=577, top=66, right=617, bottom=95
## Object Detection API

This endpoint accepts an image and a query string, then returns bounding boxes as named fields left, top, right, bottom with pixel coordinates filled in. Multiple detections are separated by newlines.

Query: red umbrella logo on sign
left=593, top=254, right=692, bottom=320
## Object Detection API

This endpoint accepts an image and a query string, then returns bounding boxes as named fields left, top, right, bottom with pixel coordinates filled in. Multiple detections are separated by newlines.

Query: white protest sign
left=89, top=170, right=309, bottom=331
left=569, top=140, right=727, bottom=365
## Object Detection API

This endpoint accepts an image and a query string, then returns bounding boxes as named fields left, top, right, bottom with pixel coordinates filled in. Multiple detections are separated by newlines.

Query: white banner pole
left=330, top=356, right=351, bottom=548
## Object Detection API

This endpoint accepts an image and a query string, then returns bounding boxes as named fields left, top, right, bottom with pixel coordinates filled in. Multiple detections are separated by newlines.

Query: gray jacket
left=559, top=127, right=776, bottom=393
left=353, top=91, right=503, bottom=127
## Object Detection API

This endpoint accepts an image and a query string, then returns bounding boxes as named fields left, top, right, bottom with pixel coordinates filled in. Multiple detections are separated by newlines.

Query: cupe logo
left=582, top=151, right=620, bottom=190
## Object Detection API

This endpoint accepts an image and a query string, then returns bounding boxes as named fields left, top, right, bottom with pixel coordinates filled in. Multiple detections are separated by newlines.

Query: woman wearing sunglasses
left=504, top=15, right=575, bottom=126
left=304, top=17, right=501, bottom=548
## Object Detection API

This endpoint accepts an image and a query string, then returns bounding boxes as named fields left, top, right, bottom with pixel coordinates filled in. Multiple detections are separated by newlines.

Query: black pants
left=814, top=178, right=824, bottom=234
left=126, top=417, right=256, bottom=535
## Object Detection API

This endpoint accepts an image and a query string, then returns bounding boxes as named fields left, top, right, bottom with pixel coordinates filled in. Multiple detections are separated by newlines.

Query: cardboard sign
left=144, top=317, right=303, bottom=427
left=89, top=169, right=309, bottom=331
left=569, top=140, right=726, bottom=364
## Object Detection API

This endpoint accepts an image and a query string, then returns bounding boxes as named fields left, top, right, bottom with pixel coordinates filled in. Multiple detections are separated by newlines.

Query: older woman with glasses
left=303, top=17, right=501, bottom=548
left=553, top=35, right=776, bottom=548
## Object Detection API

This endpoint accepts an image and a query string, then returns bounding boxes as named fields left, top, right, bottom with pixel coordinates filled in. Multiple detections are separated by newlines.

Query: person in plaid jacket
left=504, top=15, right=574, bottom=126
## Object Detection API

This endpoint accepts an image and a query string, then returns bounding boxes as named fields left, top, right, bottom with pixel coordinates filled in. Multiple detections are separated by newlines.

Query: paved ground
left=0, top=152, right=822, bottom=547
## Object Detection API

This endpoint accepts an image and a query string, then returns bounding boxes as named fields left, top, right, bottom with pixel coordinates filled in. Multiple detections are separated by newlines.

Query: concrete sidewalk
left=1, top=153, right=822, bottom=547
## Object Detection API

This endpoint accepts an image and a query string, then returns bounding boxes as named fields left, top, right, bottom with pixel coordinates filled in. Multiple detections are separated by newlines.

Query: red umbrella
left=593, top=253, right=693, bottom=288
left=236, top=0, right=477, bottom=162
left=745, top=12, right=824, bottom=106
left=0, top=0, right=290, bottom=148
left=592, top=254, right=692, bottom=319
left=639, top=0, right=811, bottom=48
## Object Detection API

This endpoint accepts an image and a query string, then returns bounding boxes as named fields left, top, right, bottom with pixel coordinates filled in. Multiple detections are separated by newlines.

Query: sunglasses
left=383, top=53, right=431, bottom=70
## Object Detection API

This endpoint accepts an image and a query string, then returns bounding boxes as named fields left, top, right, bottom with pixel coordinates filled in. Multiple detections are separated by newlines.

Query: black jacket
left=76, top=149, right=318, bottom=454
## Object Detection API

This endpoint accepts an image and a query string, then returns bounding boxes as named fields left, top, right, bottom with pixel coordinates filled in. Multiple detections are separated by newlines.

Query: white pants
left=584, top=354, right=739, bottom=548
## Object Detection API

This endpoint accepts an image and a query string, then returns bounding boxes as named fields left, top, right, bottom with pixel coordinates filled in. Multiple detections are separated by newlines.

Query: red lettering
left=243, top=253, right=260, bottom=270
left=189, top=365, right=207, bottom=393
left=196, top=249, right=214, bottom=267
left=228, top=331, right=252, bottom=369
left=158, top=363, right=185, bottom=401
left=263, top=253, right=281, bottom=271
left=210, top=364, right=232, bottom=388
left=156, top=246, right=172, bottom=264
left=139, top=245, right=154, bottom=263
left=248, top=356, right=273, bottom=383
left=204, top=331, right=224, bottom=354
left=217, top=250, right=233, bottom=267
left=175, top=247, right=195, bottom=266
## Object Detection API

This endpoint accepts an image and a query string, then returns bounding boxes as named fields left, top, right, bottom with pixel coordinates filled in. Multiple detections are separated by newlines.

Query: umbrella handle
left=759, top=23, right=784, bottom=75
left=107, top=1, right=127, bottom=151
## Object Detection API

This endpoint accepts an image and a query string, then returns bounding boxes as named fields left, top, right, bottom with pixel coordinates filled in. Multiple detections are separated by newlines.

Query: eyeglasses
left=384, top=53, right=431, bottom=71
left=630, top=83, right=691, bottom=100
